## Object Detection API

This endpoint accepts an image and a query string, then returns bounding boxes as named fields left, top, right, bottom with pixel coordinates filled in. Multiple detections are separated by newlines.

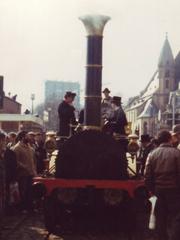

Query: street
left=0, top=210, right=156, bottom=240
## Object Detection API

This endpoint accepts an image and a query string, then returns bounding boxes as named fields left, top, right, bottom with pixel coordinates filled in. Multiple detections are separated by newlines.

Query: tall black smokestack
left=79, top=15, right=110, bottom=129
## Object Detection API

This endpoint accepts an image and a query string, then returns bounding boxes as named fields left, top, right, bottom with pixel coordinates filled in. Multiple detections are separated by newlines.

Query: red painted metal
left=33, top=177, right=144, bottom=198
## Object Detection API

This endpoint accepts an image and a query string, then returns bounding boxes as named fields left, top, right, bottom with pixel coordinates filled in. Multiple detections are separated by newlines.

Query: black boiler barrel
left=79, top=15, right=110, bottom=128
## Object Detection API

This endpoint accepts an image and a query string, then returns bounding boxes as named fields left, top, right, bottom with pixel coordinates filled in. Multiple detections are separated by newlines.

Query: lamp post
left=172, top=92, right=176, bottom=127
left=47, top=107, right=52, bottom=130
left=171, top=90, right=180, bottom=128
left=31, top=93, right=35, bottom=115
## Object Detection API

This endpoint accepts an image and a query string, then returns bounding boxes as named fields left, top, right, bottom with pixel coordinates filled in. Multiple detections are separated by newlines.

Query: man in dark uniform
left=58, top=91, right=77, bottom=137
left=107, top=96, right=128, bottom=135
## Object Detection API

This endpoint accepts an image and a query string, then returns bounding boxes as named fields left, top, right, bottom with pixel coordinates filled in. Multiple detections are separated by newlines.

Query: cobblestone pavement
left=0, top=211, right=156, bottom=240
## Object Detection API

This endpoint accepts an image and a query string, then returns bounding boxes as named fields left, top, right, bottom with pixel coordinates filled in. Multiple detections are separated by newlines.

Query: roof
left=138, top=99, right=159, bottom=118
left=158, top=36, right=174, bottom=67
left=0, top=114, right=43, bottom=125
left=126, top=70, right=159, bottom=111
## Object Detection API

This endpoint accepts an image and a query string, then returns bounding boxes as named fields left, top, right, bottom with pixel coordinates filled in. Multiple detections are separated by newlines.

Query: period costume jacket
left=58, top=100, right=77, bottom=137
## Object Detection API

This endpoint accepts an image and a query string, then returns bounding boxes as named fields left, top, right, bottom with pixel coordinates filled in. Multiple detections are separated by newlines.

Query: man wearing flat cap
left=58, top=91, right=77, bottom=137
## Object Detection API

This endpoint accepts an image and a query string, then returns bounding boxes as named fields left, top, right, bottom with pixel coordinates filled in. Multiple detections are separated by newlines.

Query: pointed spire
left=165, top=32, right=168, bottom=39
left=158, top=34, right=174, bottom=67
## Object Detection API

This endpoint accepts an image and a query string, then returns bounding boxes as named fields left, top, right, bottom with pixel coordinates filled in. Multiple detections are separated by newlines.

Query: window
left=165, top=70, right=170, bottom=77
left=165, top=80, right=169, bottom=89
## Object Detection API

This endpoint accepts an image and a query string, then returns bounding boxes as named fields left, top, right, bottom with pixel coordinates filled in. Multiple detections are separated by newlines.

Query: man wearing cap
left=58, top=91, right=77, bottom=137
left=11, top=131, right=36, bottom=212
left=101, top=88, right=113, bottom=121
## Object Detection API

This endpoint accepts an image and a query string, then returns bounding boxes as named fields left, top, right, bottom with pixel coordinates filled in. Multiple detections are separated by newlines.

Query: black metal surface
left=55, top=130, right=128, bottom=179
left=84, top=36, right=103, bottom=127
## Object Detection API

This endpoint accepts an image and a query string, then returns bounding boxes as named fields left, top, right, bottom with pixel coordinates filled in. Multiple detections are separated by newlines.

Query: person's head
left=157, top=130, right=171, bottom=144
left=0, top=131, right=7, bottom=151
left=150, top=137, right=159, bottom=148
left=64, top=91, right=76, bottom=104
left=140, top=134, right=151, bottom=147
left=46, top=131, right=56, bottom=140
left=27, top=131, right=36, bottom=144
left=111, top=96, right=121, bottom=108
left=170, top=131, right=179, bottom=147
left=172, top=124, right=180, bottom=142
left=102, top=88, right=111, bottom=98
left=35, top=132, right=44, bottom=143
left=8, top=132, right=17, bottom=144
left=16, top=130, right=29, bottom=144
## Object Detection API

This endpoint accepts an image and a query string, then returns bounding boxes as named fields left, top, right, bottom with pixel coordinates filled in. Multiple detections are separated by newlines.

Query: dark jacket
left=4, top=148, right=17, bottom=183
left=58, top=101, right=77, bottom=137
left=35, top=142, right=47, bottom=174
left=144, top=143, right=180, bottom=193
left=108, top=106, right=128, bottom=135
left=137, top=143, right=154, bottom=175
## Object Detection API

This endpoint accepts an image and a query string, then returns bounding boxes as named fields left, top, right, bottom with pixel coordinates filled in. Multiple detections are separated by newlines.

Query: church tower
left=155, top=35, right=175, bottom=111
left=175, top=51, right=180, bottom=89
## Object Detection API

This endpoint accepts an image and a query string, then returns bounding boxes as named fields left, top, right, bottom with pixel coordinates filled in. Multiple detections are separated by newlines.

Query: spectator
left=172, top=124, right=180, bottom=150
left=34, top=132, right=47, bottom=174
left=144, top=130, right=180, bottom=240
left=137, top=134, right=154, bottom=175
left=27, top=131, right=36, bottom=149
left=11, top=131, right=36, bottom=213
left=7, top=132, right=17, bottom=148
left=0, top=131, right=7, bottom=216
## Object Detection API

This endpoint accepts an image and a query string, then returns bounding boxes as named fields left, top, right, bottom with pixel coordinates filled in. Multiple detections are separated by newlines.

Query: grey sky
left=0, top=0, right=180, bottom=110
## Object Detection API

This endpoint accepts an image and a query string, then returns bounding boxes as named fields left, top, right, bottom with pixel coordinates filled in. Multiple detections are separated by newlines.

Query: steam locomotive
left=33, top=15, right=147, bottom=239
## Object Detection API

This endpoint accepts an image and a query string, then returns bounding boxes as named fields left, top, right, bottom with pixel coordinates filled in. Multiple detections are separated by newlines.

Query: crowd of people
left=131, top=126, right=180, bottom=240
left=57, top=88, right=180, bottom=240
left=1, top=88, right=180, bottom=239
left=0, top=130, right=48, bottom=216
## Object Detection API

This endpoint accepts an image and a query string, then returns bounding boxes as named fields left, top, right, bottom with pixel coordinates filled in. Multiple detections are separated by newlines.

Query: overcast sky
left=0, top=0, right=180, bottom=110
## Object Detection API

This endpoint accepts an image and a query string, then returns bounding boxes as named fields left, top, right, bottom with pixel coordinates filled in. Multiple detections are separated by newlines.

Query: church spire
left=158, top=34, right=174, bottom=67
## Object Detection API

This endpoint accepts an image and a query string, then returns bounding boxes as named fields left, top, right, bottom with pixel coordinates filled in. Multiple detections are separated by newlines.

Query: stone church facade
left=125, top=36, right=180, bottom=137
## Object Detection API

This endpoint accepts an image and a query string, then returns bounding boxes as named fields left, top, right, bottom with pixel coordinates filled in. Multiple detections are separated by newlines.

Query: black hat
left=102, top=88, right=110, bottom=93
left=140, top=134, right=151, bottom=143
left=112, top=96, right=121, bottom=106
left=64, top=91, right=76, bottom=99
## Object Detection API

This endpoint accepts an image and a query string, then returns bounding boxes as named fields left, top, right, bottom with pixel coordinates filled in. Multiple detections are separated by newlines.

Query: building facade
left=125, top=36, right=180, bottom=137
left=0, top=95, right=43, bottom=133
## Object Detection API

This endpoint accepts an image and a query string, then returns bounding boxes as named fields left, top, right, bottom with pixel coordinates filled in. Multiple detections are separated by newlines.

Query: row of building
left=0, top=77, right=81, bottom=133
left=0, top=92, right=43, bottom=133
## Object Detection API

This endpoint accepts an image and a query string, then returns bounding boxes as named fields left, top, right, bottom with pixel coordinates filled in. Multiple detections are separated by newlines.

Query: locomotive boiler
left=33, top=14, right=146, bottom=239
